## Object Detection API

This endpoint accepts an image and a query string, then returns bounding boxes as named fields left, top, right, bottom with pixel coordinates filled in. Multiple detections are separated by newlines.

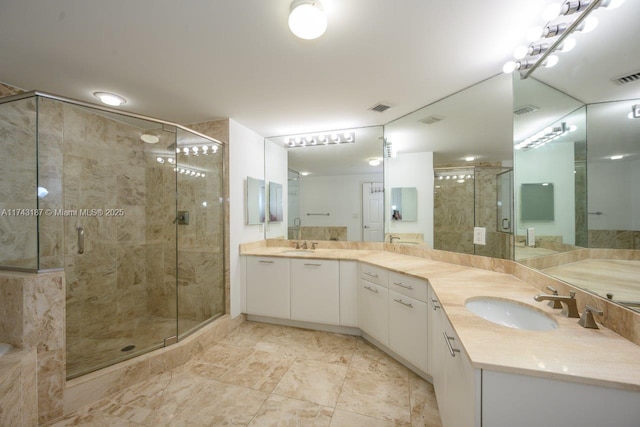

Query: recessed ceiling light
left=368, top=159, right=381, bottom=166
left=140, top=134, right=159, bottom=144
left=93, top=91, right=126, bottom=106
left=464, top=156, right=476, bottom=162
left=610, top=155, right=624, bottom=160
left=300, top=171, right=310, bottom=176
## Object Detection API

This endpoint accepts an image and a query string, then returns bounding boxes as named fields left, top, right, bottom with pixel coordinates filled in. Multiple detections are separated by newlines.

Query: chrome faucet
left=301, top=241, right=308, bottom=249
left=390, top=235, right=400, bottom=243
left=534, top=291, right=579, bottom=318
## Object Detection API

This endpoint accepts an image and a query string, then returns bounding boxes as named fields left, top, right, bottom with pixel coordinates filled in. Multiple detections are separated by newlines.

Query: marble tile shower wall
left=434, top=176, right=475, bottom=254
left=0, top=97, right=38, bottom=269
left=175, top=149, right=225, bottom=328
left=60, top=103, right=158, bottom=356
left=434, top=168, right=512, bottom=259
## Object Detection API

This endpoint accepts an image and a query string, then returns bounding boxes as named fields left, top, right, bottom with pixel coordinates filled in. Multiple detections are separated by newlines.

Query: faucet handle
left=545, top=286, right=562, bottom=309
left=569, top=290, right=576, bottom=299
left=311, top=242, right=317, bottom=250
left=578, top=305, right=603, bottom=329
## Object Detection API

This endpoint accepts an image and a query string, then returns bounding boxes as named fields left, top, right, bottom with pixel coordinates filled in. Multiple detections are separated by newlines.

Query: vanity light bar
left=176, top=144, right=219, bottom=156
left=155, top=156, right=207, bottom=178
left=503, top=0, right=621, bottom=78
left=515, top=122, right=577, bottom=150
left=284, top=132, right=355, bottom=148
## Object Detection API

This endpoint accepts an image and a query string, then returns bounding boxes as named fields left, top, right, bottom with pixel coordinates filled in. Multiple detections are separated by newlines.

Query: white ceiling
left=1, top=0, right=638, bottom=170
left=0, top=0, right=558, bottom=137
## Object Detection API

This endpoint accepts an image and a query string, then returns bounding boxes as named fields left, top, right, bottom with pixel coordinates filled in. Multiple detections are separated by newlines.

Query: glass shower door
left=62, top=101, right=179, bottom=378
left=175, top=129, right=225, bottom=339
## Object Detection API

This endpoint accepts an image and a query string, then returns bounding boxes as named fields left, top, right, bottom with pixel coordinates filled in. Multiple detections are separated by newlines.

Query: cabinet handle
left=393, top=282, right=414, bottom=290
left=259, top=260, right=274, bottom=264
left=443, top=332, right=461, bottom=357
left=304, top=263, right=322, bottom=267
left=364, top=285, right=379, bottom=294
left=364, top=271, right=378, bottom=278
left=430, top=298, right=441, bottom=310
left=394, top=298, right=413, bottom=308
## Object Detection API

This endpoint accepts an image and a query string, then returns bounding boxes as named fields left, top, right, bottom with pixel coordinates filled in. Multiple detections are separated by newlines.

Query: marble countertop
left=242, top=246, right=640, bottom=391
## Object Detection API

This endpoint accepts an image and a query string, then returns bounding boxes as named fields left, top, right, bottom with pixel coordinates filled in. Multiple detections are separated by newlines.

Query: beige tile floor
left=51, top=321, right=442, bottom=426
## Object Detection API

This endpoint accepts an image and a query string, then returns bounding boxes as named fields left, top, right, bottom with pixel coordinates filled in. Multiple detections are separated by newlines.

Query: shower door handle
left=77, top=227, right=85, bottom=254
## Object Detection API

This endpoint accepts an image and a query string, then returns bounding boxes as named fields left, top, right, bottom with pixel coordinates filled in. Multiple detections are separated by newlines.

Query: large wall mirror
left=384, top=73, right=515, bottom=256
left=265, top=126, right=384, bottom=242
left=513, top=1, right=640, bottom=313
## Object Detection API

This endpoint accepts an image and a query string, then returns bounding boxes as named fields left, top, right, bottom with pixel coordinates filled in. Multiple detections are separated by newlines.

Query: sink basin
left=281, top=249, right=315, bottom=255
left=465, top=297, right=558, bottom=331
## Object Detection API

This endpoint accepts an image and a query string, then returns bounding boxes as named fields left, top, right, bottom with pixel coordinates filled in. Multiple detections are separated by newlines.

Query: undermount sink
left=465, top=297, right=558, bottom=331
left=281, top=249, right=315, bottom=255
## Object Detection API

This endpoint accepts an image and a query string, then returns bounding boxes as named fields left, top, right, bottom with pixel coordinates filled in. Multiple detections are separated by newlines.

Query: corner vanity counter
left=241, top=244, right=640, bottom=427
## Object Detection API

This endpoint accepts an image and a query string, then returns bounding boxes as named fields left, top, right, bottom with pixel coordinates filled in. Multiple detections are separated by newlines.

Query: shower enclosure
left=0, top=92, right=225, bottom=379
left=433, top=166, right=513, bottom=259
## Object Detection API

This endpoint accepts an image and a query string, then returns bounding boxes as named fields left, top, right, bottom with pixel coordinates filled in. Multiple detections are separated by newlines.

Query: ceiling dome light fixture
left=93, top=91, right=126, bottom=106
left=288, top=0, right=327, bottom=40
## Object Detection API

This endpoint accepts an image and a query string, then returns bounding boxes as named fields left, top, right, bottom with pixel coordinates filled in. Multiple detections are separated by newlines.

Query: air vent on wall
left=612, top=72, right=640, bottom=86
left=418, top=115, right=444, bottom=125
left=369, top=103, right=391, bottom=113
left=514, top=104, right=539, bottom=116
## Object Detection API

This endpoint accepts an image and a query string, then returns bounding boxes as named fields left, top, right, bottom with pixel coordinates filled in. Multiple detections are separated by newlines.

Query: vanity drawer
left=389, top=271, right=428, bottom=302
left=360, top=263, right=389, bottom=287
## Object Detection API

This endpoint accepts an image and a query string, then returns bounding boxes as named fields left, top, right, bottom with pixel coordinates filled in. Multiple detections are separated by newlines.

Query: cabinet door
left=440, top=315, right=480, bottom=427
left=389, top=289, right=428, bottom=372
left=290, top=259, right=340, bottom=324
left=359, top=279, right=389, bottom=346
left=339, top=261, right=359, bottom=327
left=429, top=289, right=447, bottom=400
left=246, top=257, right=290, bottom=319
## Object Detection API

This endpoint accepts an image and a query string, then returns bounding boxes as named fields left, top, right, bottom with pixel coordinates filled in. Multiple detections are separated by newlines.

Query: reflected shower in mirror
left=384, top=73, right=514, bottom=256
left=265, top=126, right=384, bottom=242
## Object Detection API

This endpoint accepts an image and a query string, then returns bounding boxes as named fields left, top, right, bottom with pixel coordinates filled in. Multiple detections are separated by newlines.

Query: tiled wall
left=0, top=270, right=66, bottom=424
left=0, top=96, right=38, bottom=269
left=589, top=230, right=640, bottom=249
left=434, top=167, right=512, bottom=259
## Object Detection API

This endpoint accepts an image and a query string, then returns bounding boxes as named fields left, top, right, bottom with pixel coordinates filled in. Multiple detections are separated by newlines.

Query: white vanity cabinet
left=429, top=284, right=480, bottom=427
left=339, top=261, right=359, bottom=327
left=359, top=277, right=389, bottom=346
left=246, top=257, right=290, bottom=319
left=388, top=272, right=428, bottom=373
left=290, top=259, right=340, bottom=324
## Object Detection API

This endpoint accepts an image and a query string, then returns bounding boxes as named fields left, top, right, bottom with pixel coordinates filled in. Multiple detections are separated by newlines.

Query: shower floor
left=66, top=315, right=201, bottom=379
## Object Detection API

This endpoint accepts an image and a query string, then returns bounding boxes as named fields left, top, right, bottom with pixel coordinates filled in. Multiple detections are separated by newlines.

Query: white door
left=362, top=182, right=384, bottom=242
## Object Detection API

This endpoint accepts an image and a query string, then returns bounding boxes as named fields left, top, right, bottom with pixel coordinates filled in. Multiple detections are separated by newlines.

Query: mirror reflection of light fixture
left=515, top=121, right=572, bottom=150
left=283, top=132, right=355, bottom=148
left=140, top=134, right=160, bottom=144
left=288, top=0, right=327, bottom=40
left=368, top=158, right=381, bottom=166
